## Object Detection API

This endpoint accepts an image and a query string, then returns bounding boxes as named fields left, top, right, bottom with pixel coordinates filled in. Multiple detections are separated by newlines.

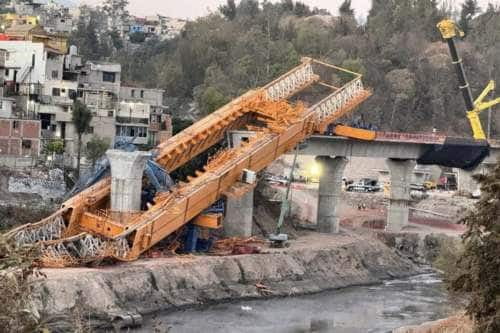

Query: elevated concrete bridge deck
left=302, top=134, right=500, bottom=164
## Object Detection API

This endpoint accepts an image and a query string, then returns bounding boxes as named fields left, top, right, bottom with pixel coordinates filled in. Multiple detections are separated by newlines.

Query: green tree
left=339, top=0, right=354, bottom=17
left=280, top=0, right=294, bottom=13
left=72, top=100, right=93, bottom=178
left=237, top=0, right=260, bottom=19
left=85, top=136, right=110, bottom=169
left=293, top=2, right=311, bottom=16
left=451, top=163, right=500, bottom=332
left=70, top=6, right=109, bottom=61
left=129, top=31, right=146, bottom=43
left=172, top=118, right=194, bottom=135
left=219, top=0, right=237, bottom=20
left=459, top=0, right=481, bottom=34
left=197, top=86, right=229, bottom=115
left=45, top=139, right=65, bottom=155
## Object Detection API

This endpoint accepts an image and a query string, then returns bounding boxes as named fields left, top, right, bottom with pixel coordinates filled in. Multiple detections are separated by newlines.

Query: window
left=22, top=140, right=32, bottom=149
left=5, top=69, right=9, bottom=77
left=88, top=127, right=94, bottom=134
left=102, top=72, right=116, bottom=83
left=52, top=88, right=61, bottom=96
left=108, top=111, right=114, bottom=117
left=68, top=89, right=77, bottom=99
left=131, top=89, right=135, bottom=98
left=52, top=70, right=59, bottom=79
left=12, top=121, right=19, bottom=129
left=140, top=90, right=144, bottom=98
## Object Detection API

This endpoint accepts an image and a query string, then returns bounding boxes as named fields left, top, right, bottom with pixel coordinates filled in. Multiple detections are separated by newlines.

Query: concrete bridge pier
left=106, top=150, right=151, bottom=221
left=224, top=190, right=254, bottom=237
left=316, top=156, right=348, bottom=234
left=386, top=158, right=416, bottom=232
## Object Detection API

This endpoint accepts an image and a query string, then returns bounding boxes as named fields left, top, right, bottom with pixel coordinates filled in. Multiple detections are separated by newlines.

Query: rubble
left=8, top=168, right=66, bottom=200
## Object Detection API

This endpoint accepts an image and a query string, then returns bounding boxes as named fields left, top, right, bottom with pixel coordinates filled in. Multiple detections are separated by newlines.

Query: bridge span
left=228, top=130, right=499, bottom=234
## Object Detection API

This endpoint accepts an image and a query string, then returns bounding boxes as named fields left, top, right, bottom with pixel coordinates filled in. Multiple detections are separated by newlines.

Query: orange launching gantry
left=7, top=58, right=371, bottom=265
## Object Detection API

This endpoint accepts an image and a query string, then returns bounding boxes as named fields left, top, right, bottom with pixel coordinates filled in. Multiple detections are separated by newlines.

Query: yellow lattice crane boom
left=437, top=19, right=500, bottom=140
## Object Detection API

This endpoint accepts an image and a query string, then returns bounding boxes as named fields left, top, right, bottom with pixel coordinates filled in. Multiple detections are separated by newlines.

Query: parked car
left=346, top=178, right=381, bottom=192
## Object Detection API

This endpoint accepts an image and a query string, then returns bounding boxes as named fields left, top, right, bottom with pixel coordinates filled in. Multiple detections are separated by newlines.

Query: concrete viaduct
left=225, top=131, right=500, bottom=235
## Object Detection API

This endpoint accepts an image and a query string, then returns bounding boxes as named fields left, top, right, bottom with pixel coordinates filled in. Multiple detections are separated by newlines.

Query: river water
left=139, top=273, right=454, bottom=333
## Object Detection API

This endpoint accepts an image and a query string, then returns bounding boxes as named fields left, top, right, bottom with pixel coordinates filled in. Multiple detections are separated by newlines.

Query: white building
left=116, top=101, right=150, bottom=145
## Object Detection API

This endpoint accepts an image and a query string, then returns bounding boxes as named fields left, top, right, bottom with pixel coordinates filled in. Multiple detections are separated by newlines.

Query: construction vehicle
left=423, top=180, right=437, bottom=191
left=322, top=19, right=497, bottom=170
left=437, top=19, right=500, bottom=141
left=6, top=58, right=371, bottom=265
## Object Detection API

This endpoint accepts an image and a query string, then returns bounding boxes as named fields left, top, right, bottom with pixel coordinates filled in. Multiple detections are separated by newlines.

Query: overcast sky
left=80, top=0, right=498, bottom=19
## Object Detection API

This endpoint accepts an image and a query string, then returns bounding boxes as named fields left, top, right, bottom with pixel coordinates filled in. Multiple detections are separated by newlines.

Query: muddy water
left=138, top=273, right=453, bottom=333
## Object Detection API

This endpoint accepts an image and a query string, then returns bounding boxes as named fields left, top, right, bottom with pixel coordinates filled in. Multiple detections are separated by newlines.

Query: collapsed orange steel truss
left=7, top=58, right=371, bottom=266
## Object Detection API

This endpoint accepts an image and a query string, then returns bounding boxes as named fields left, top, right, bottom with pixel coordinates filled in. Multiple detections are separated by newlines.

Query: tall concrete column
left=106, top=150, right=151, bottom=214
left=316, top=156, right=348, bottom=234
left=457, top=164, right=490, bottom=195
left=224, top=190, right=254, bottom=237
left=386, top=159, right=416, bottom=232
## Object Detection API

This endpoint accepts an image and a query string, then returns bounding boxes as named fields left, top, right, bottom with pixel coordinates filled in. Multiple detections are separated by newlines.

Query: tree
left=45, top=139, right=65, bottom=155
left=459, top=0, right=481, bottom=34
left=237, top=0, right=260, bottom=19
left=451, top=163, right=500, bottom=332
left=293, top=1, right=311, bottom=17
left=85, top=136, right=110, bottom=169
left=219, top=0, right=237, bottom=20
left=339, top=0, right=354, bottom=17
left=196, top=86, right=229, bottom=115
left=129, top=31, right=146, bottom=43
left=72, top=100, right=92, bottom=178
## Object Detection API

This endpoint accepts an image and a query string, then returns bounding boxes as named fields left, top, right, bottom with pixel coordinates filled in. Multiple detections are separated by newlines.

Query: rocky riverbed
left=33, top=231, right=430, bottom=332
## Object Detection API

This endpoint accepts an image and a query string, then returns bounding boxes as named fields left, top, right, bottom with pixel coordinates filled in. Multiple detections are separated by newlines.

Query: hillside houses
left=0, top=31, right=172, bottom=165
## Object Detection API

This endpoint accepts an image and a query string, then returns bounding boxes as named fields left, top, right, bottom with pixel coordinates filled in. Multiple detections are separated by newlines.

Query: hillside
left=70, top=0, right=500, bottom=136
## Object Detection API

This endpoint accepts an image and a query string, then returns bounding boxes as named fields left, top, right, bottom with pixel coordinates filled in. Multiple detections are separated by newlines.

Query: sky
left=79, top=0, right=498, bottom=19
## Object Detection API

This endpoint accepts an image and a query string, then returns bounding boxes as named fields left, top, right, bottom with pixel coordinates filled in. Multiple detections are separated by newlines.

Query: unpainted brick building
left=0, top=118, right=41, bottom=156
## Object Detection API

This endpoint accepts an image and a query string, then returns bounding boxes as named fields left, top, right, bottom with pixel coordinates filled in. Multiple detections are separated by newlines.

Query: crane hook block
left=437, top=19, right=465, bottom=39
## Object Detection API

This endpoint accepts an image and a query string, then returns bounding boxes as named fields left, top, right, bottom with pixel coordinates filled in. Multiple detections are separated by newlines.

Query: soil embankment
left=393, top=313, right=474, bottom=333
left=34, top=232, right=423, bottom=332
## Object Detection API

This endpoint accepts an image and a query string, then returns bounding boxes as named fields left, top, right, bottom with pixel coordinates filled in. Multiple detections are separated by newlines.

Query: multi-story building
left=0, top=45, right=41, bottom=158
left=0, top=117, right=41, bottom=156
left=120, top=86, right=171, bottom=145
left=0, top=35, right=172, bottom=163
left=0, top=13, right=40, bottom=28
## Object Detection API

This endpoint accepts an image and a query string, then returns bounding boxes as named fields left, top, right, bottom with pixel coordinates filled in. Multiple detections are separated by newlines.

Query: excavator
left=6, top=58, right=371, bottom=265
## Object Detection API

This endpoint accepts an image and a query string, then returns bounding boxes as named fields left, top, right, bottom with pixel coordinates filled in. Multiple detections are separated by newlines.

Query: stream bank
left=33, top=231, right=443, bottom=332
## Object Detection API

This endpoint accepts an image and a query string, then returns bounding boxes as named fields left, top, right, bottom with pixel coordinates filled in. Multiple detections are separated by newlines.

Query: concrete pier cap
left=106, top=150, right=152, bottom=215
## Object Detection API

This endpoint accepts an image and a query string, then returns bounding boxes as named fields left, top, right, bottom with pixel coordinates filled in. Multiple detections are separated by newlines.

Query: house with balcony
left=120, top=86, right=171, bottom=145
left=115, top=101, right=151, bottom=145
